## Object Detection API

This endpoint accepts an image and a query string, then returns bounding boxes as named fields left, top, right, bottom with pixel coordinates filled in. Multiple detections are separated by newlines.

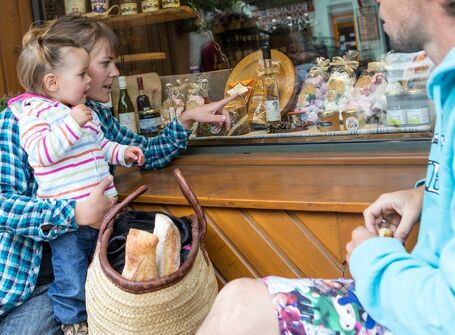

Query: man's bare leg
left=197, top=278, right=279, bottom=335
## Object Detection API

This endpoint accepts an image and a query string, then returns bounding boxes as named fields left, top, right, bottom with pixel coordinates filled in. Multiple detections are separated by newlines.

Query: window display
left=35, top=0, right=435, bottom=144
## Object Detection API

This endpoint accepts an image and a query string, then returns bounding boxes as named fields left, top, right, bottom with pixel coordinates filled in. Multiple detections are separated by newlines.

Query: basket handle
left=98, top=185, right=148, bottom=240
left=173, top=168, right=207, bottom=243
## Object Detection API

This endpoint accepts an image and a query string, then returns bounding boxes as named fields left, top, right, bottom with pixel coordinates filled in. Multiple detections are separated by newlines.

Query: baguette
left=154, top=213, right=181, bottom=277
left=121, top=228, right=159, bottom=281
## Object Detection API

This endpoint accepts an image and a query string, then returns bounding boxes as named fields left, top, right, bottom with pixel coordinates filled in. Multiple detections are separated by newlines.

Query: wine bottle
left=118, top=76, right=138, bottom=133
left=262, top=46, right=281, bottom=128
left=163, top=83, right=177, bottom=123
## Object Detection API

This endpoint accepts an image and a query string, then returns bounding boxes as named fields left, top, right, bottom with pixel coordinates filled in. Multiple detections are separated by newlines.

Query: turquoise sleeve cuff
left=349, top=237, right=405, bottom=279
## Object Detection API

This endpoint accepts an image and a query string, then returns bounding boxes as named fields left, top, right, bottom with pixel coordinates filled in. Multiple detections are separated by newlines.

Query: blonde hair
left=45, top=15, right=119, bottom=56
left=17, top=27, right=81, bottom=92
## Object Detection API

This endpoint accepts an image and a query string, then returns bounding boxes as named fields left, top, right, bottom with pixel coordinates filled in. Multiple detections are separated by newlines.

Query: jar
left=91, top=0, right=109, bottom=13
left=342, top=109, right=365, bottom=131
left=120, top=0, right=138, bottom=15
left=161, top=0, right=180, bottom=9
left=317, top=110, right=340, bottom=132
left=385, top=91, right=408, bottom=127
left=139, top=110, right=162, bottom=137
left=142, top=0, right=160, bottom=12
left=406, top=89, right=431, bottom=126
left=65, top=0, right=86, bottom=15
left=287, top=110, right=309, bottom=131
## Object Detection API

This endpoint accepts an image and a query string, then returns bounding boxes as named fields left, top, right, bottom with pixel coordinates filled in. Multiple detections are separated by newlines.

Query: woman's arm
left=0, top=108, right=78, bottom=241
left=89, top=101, right=190, bottom=169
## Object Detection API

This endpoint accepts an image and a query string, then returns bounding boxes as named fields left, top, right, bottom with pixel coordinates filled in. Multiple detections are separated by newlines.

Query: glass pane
left=40, top=0, right=433, bottom=142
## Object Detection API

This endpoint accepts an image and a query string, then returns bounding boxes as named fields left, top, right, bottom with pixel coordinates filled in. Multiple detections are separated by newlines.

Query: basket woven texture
left=86, top=169, right=218, bottom=334
left=86, top=249, right=217, bottom=334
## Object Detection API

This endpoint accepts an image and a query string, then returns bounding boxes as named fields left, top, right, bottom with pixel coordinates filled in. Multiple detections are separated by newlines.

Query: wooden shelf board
left=115, top=52, right=166, bottom=63
left=99, top=6, right=196, bottom=27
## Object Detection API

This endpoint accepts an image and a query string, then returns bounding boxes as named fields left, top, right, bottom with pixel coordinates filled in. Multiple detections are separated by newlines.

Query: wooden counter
left=115, top=150, right=427, bottom=285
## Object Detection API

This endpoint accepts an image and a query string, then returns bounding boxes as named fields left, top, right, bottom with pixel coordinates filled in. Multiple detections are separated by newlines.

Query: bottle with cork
left=117, top=76, right=139, bottom=133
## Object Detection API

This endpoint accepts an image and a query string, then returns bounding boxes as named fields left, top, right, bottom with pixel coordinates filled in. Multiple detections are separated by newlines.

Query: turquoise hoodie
left=350, top=47, right=455, bottom=335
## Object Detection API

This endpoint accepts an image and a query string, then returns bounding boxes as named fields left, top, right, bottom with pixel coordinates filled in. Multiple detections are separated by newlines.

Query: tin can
left=142, top=0, right=160, bottom=12
left=120, top=0, right=138, bottom=15
left=342, top=109, right=365, bottom=131
left=91, top=0, right=109, bottom=13
left=65, top=0, right=86, bottom=15
left=317, top=110, right=340, bottom=132
left=162, top=0, right=180, bottom=9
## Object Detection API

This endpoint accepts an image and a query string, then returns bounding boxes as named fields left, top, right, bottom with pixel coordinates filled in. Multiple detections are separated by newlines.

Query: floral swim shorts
left=262, top=276, right=392, bottom=335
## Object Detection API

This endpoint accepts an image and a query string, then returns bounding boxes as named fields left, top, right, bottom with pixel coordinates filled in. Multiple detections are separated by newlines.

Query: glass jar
left=141, top=0, right=160, bottom=12
left=287, top=110, right=309, bottom=131
left=342, top=109, right=365, bottom=131
left=406, top=89, right=431, bottom=126
left=385, top=91, right=408, bottom=127
left=317, top=110, right=340, bottom=132
left=65, top=0, right=86, bottom=15
left=120, top=0, right=138, bottom=15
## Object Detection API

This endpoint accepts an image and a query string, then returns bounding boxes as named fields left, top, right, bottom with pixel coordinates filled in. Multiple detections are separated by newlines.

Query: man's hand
left=177, top=95, right=239, bottom=131
left=346, top=226, right=377, bottom=263
left=75, top=176, right=116, bottom=229
left=70, top=104, right=93, bottom=127
left=363, top=186, right=424, bottom=243
left=125, top=146, right=145, bottom=166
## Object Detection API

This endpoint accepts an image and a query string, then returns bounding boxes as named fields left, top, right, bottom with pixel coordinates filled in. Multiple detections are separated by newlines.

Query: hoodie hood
left=427, top=47, right=455, bottom=110
left=8, top=93, right=56, bottom=120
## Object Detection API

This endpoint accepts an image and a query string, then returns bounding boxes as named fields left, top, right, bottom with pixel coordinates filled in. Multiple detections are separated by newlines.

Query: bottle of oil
left=262, top=46, right=281, bottom=128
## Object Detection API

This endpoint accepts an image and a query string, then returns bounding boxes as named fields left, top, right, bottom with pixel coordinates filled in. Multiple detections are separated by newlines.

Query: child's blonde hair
left=17, top=26, right=81, bottom=93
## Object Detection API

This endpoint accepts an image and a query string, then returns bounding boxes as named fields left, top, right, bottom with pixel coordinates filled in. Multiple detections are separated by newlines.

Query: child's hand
left=125, top=146, right=145, bottom=166
left=70, top=105, right=93, bottom=127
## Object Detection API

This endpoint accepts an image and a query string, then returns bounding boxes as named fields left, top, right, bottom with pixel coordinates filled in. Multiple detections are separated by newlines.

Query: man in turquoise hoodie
left=196, top=0, right=455, bottom=334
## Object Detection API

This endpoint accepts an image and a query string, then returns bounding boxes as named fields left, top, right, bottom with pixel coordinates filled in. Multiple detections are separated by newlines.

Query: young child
left=8, top=28, right=145, bottom=334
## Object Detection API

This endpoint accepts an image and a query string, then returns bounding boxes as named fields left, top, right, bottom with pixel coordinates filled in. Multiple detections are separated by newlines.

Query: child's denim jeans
left=48, top=227, right=98, bottom=325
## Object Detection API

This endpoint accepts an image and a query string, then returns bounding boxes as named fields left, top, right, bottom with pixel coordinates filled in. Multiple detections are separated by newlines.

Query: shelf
left=115, top=52, right=166, bottom=63
left=97, top=6, right=197, bottom=28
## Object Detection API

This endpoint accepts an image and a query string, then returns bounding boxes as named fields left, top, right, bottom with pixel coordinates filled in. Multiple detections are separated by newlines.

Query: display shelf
left=97, top=6, right=196, bottom=28
left=115, top=52, right=166, bottom=63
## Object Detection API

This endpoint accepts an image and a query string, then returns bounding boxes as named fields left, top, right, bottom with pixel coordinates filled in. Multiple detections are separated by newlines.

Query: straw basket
left=86, top=169, right=218, bottom=335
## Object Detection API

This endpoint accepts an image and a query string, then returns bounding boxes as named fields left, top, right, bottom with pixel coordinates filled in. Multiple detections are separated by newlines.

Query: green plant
left=0, top=97, right=7, bottom=112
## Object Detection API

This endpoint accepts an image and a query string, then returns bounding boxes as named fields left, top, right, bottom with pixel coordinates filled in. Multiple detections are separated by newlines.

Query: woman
left=0, top=15, right=235, bottom=335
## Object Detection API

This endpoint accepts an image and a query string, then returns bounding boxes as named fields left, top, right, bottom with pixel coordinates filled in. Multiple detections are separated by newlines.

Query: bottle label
left=265, top=100, right=280, bottom=122
left=344, top=116, right=360, bottom=131
left=407, top=108, right=430, bottom=125
left=119, top=112, right=138, bottom=133
left=140, top=117, right=161, bottom=134
left=120, top=3, right=138, bottom=15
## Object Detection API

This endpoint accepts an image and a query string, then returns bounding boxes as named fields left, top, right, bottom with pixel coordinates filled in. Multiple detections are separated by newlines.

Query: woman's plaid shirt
left=0, top=101, right=190, bottom=315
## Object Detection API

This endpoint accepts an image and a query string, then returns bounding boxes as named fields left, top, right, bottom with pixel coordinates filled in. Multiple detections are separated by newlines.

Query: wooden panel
left=0, top=0, right=32, bottom=96
left=294, top=211, right=342, bottom=262
left=115, top=162, right=426, bottom=213
left=130, top=203, right=258, bottom=281
left=205, top=207, right=300, bottom=278
left=337, top=213, right=364, bottom=264
left=247, top=209, right=343, bottom=278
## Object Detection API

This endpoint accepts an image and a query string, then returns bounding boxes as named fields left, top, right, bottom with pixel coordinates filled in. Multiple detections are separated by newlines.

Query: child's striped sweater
left=9, top=93, right=131, bottom=201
